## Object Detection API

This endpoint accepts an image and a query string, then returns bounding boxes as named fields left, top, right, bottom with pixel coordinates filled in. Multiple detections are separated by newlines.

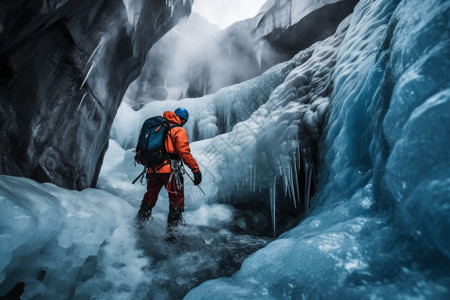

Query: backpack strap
left=162, top=122, right=182, bottom=159
left=131, top=165, right=167, bottom=185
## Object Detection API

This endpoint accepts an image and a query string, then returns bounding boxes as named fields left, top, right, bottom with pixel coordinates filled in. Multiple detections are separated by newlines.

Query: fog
left=123, top=0, right=355, bottom=110
left=123, top=9, right=285, bottom=109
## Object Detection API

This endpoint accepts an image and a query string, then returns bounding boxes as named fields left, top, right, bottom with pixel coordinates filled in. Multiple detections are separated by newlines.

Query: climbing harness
left=132, top=158, right=205, bottom=195
left=132, top=163, right=168, bottom=185
left=167, top=158, right=184, bottom=194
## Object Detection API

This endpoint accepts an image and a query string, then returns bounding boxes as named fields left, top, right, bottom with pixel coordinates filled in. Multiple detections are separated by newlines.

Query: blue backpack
left=134, top=116, right=171, bottom=168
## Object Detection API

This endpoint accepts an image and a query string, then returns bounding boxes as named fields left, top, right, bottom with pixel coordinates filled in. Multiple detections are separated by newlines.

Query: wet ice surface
left=136, top=215, right=272, bottom=299
left=94, top=140, right=273, bottom=299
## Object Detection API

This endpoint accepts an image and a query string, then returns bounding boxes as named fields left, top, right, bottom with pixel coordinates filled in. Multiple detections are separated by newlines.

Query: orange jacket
left=148, top=111, right=200, bottom=173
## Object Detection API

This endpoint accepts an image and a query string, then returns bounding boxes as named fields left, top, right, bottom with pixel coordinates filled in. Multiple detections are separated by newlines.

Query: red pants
left=142, top=173, right=184, bottom=209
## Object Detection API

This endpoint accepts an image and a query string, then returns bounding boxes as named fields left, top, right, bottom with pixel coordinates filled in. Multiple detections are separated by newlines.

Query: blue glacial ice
left=184, top=0, right=450, bottom=298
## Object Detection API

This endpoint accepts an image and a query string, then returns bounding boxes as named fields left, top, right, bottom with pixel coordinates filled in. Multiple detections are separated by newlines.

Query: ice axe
left=184, top=171, right=206, bottom=195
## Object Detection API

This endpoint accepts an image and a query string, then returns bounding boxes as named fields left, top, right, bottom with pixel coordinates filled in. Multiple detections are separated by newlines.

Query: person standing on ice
left=136, top=108, right=202, bottom=229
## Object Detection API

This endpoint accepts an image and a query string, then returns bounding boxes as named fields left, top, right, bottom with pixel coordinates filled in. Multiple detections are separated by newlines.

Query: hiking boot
left=137, top=202, right=153, bottom=226
left=166, top=206, right=184, bottom=241
left=167, top=206, right=184, bottom=228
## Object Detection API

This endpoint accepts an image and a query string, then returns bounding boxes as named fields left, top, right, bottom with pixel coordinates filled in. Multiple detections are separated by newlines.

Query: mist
left=123, top=0, right=357, bottom=110
left=123, top=10, right=285, bottom=110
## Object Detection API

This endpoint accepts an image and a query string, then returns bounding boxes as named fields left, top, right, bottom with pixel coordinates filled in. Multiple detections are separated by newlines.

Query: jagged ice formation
left=186, top=0, right=450, bottom=298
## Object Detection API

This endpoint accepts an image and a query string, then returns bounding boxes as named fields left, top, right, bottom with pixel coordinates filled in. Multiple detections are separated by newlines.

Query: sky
left=192, top=0, right=267, bottom=29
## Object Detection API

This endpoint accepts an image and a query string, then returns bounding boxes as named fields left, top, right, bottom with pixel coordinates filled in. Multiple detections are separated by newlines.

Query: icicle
left=256, top=46, right=262, bottom=71
left=285, top=161, right=290, bottom=197
left=281, top=161, right=288, bottom=197
left=305, top=163, right=312, bottom=211
left=284, top=164, right=289, bottom=198
left=288, top=164, right=297, bottom=208
left=287, top=163, right=292, bottom=199
left=269, top=176, right=277, bottom=237
left=284, top=160, right=290, bottom=199
left=80, top=62, right=96, bottom=89
left=86, top=40, right=102, bottom=68
left=293, top=155, right=301, bottom=205
left=77, top=92, right=88, bottom=112
left=292, top=158, right=301, bottom=204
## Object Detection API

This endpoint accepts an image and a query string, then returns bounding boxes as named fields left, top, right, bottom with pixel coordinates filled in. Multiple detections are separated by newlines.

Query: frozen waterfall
left=186, top=0, right=450, bottom=298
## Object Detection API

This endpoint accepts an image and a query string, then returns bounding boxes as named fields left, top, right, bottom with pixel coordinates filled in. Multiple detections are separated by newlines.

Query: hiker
left=136, top=108, right=202, bottom=229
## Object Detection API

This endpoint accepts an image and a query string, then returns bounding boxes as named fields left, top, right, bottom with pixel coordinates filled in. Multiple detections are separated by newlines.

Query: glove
left=193, top=171, right=202, bottom=185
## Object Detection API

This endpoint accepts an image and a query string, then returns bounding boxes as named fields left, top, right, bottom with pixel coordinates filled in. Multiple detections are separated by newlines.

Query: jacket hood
left=163, top=111, right=183, bottom=125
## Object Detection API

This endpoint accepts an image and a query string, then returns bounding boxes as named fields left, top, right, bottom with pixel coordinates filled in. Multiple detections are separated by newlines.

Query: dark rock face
left=0, top=0, right=192, bottom=189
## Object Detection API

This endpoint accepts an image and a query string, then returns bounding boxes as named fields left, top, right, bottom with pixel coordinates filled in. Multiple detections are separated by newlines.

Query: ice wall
left=0, top=0, right=192, bottom=190
left=185, top=0, right=450, bottom=298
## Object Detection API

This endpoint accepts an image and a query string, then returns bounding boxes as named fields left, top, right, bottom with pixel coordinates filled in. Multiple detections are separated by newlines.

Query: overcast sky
left=192, top=0, right=267, bottom=29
